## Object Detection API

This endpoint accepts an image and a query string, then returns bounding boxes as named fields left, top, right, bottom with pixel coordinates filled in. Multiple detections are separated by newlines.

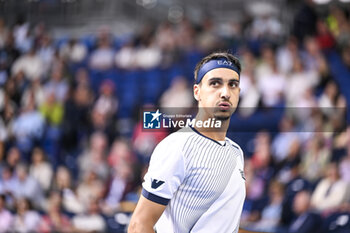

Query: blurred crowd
left=0, top=0, right=350, bottom=232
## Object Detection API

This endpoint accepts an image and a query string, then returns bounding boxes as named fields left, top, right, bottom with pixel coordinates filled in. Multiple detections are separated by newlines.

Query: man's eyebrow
left=208, top=77, right=223, bottom=82
left=208, top=77, right=240, bottom=83
left=229, top=78, right=240, bottom=83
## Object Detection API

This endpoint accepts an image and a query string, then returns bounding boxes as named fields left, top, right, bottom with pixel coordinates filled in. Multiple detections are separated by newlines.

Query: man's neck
left=194, top=115, right=230, bottom=141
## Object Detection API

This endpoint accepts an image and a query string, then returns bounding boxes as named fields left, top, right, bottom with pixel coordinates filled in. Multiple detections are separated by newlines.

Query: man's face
left=194, top=67, right=240, bottom=121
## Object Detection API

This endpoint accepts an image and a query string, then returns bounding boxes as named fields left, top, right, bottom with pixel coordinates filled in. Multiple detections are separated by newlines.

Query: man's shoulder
left=226, top=138, right=245, bottom=165
left=225, top=138, right=243, bottom=151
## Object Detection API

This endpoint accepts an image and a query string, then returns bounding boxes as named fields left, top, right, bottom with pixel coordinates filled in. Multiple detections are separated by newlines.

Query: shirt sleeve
left=142, top=134, right=186, bottom=205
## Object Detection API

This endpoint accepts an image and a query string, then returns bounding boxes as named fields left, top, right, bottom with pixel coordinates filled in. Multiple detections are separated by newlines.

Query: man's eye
left=230, top=82, right=239, bottom=88
left=210, top=81, right=219, bottom=86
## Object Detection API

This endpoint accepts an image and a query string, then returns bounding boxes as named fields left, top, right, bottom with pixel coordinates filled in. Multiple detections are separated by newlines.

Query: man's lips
left=218, top=102, right=231, bottom=110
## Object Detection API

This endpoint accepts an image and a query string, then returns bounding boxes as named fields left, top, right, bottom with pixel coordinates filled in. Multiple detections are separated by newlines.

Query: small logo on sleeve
left=151, top=179, right=165, bottom=189
left=239, top=169, right=246, bottom=181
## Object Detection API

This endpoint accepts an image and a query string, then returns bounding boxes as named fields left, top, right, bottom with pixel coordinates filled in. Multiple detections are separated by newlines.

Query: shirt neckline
left=190, top=126, right=226, bottom=146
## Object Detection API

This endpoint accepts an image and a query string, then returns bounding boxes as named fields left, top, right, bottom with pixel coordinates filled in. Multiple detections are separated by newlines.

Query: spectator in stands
left=285, top=56, right=319, bottom=107
left=53, top=166, right=84, bottom=214
left=340, top=146, right=350, bottom=183
left=280, top=162, right=312, bottom=226
left=321, top=202, right=350, bottom=233
left=255, top=45, right=274, bottom=79
left=258, top=57, right=286, bottom=107
left=288, top=191, right=321, bottom=233
left=241, top=159, right=258, bottom=221
left=328, top=6, right=350, bottom=50
left=4, top=74, right=22, bottom=107
left=52, top=166, right=71, bottom=192
left=59, top=38, right=88, bottom=64
left=311, top=162, right=350, bottom=212
left=238, top=50, right=260, bottom=116
left=12, top=47, right=44, bottom=81
left=342, top=45, right=350, bottom=68
left=0, top=33, right=20, bottom=81
left=302, top=36, right=328, bottom=73
left=40, top=89, right=65, bottom=167
left=155, top=22, right=178, bottom=67
left=37, top=34, right=54, bottom=74
left=76, top=170, right=105, bottom=208
left=197, top=18, right=222, bottom=53
left=78, top=131, right=109, bottom=181
left=13, top=16, right=31, bottom=52
left=43, top=67, right=68, bottom=103
left=89, top=29, right=114, bottom=71
left=238, top=69, right=260, bottom=117
left=276, top=36, right=299, bottom=75
left=248, top=132, right=274, bottom=202
left=134, top=36, right=162, bottom=70
left=5, top=146, right=21, bottom=170
left=12, top=68, right=28, bottom=96
left=107, top=138, right=135, bottom=169
left=90, top=104, right=116, bottom=144
left=11, top=95, right=45, bottom=156
left=0, top=166, right=16, bottom=198
left=103, top=162, right=133, bottom=214
left=245, top=181, right=285, bottom=232
left=12, top=198, right=41, bottom=233
left=115, top=41, right=136, bottom=70
left=21, top=79, right=45, bottom=109
left=175, top=18, right=196, bottom=51
left=315, top=19, right=335, bottom=50
left=72, top=198, right=106, bottom=232
left=60, top=83, right=93, bottom=154
left=29, top=147, right=53, bottom=193
left=275, top=139, right=301, bottom=185
left=292, top=0, right=317, bottom=41
left=160, top=76, right=193, bottom=113
left=272, top=116, right=299, bottom=164
left=250, top=11, right=283, bottom=44
left=12, top=163, right=44, bottom=209
left=0, top=56, right=8, bottom=86
left=301, top=136, right=330, bottom=183
left=39, top=91, right=64, bottom=126
left=318, top=81, right=340, bottom=114
left=0, top=18, right=9, bottom=48
left=0, top=194, right=13, bottom=232
left=74, top=67, right=91, bottom=87
left=251, top=131, right=273, bottom=174
left=38, top=191, right=72, bottom=233
left=94, top=79, right=118, bottom=119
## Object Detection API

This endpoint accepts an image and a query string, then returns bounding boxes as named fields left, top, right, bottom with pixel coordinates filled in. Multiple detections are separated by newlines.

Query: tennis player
left=128, top=52, right=246, bottom=233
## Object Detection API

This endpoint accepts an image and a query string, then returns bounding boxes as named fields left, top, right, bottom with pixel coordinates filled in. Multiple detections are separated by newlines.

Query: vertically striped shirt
left=142, top=127, right=246, bottom=233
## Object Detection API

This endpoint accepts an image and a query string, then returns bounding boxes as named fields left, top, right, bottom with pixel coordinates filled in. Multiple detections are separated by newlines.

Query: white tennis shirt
left=142, top=127, right=246, bottom=233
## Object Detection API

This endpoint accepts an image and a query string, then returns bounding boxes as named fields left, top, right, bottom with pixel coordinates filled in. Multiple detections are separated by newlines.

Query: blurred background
left=0, top=0, right=350, bottom=232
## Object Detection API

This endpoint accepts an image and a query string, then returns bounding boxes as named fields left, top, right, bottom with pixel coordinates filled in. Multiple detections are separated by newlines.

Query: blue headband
left=196, top=58, right=240, bottom=84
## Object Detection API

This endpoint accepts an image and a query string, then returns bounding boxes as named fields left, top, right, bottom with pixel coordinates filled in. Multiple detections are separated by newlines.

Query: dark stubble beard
left=214, top=115, right=230, bottom=121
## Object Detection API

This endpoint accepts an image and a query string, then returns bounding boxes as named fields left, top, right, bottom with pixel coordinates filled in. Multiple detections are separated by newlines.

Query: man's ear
left=193, top=84, right=200, bottom=101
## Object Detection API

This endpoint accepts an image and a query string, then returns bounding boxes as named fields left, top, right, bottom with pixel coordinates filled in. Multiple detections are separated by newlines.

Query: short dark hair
left=194, top=52, right=241, bottom=83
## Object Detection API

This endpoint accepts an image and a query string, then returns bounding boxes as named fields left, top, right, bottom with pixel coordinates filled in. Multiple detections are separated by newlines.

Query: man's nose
left=220, top=85, right=230, bottom=99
